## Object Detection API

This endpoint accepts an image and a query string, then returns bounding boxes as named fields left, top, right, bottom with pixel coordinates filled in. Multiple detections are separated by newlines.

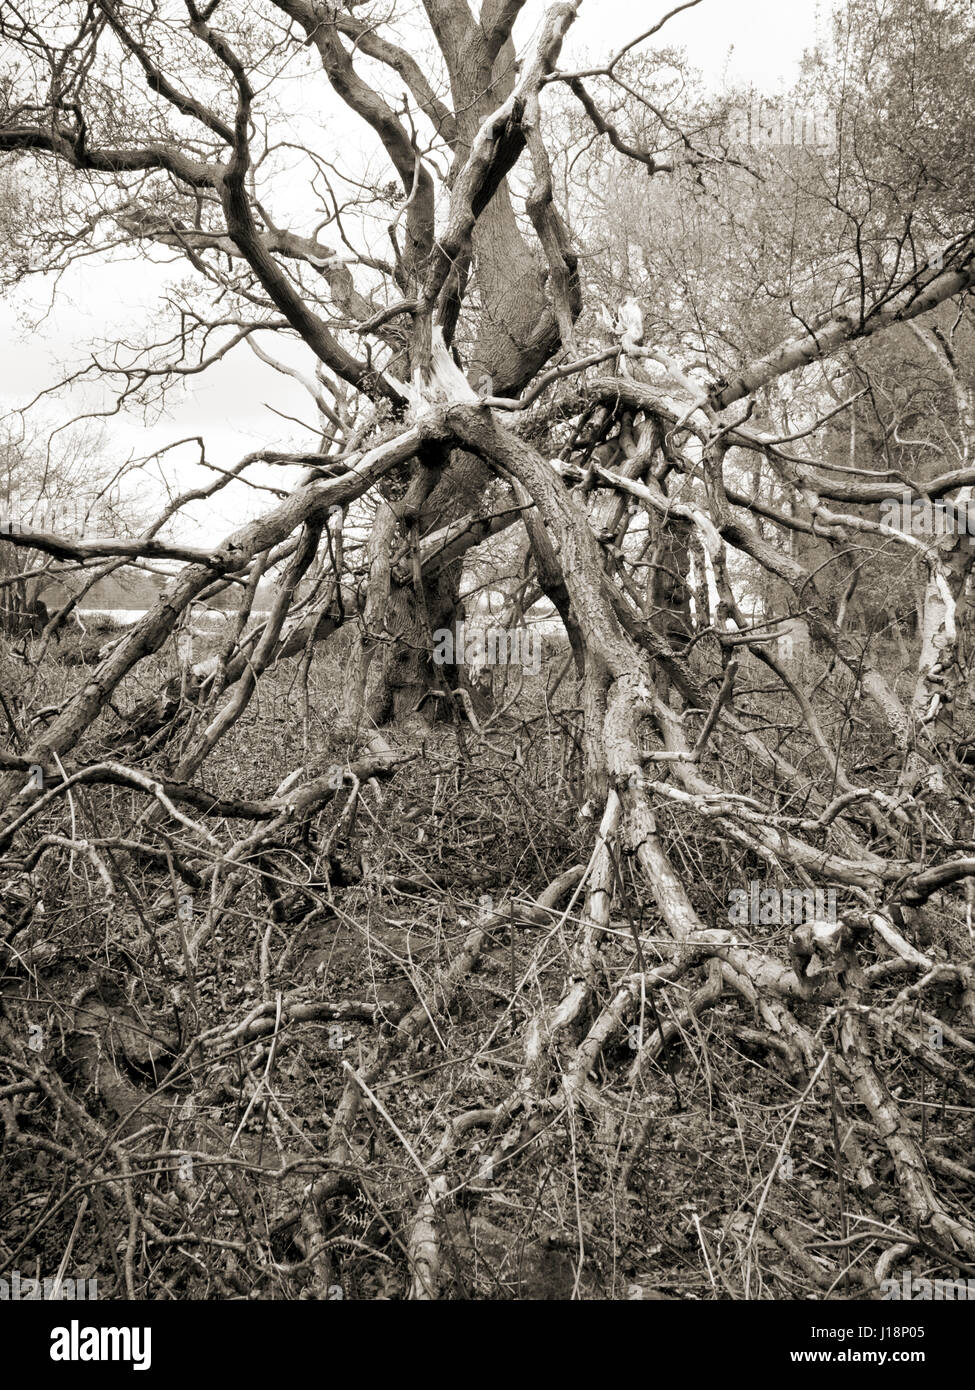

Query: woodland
left=1, top=0, right=975, bottom=1302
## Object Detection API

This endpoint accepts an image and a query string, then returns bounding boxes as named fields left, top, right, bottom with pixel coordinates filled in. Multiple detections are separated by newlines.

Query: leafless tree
left=2, top=0, right=975, bottom=1301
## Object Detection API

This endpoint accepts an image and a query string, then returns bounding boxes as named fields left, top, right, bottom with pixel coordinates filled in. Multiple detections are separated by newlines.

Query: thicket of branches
left=2, top=0, right=975, bottom=1300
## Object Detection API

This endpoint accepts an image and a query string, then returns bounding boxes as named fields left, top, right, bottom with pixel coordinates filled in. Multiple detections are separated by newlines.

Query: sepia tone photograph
left=0, top=0, right=971, bottom=1355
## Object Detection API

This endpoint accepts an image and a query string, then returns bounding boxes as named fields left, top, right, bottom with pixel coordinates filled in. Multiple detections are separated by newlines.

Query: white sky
left=0, top=0, right=832, bottom=545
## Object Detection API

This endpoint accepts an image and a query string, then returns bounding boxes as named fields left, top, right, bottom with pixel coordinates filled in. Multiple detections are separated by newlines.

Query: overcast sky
left=0, top=0, right=832, bottom=546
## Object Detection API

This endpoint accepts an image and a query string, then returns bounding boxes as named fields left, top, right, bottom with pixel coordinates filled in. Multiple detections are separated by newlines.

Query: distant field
left=79, top=607, right=273, bottom=625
